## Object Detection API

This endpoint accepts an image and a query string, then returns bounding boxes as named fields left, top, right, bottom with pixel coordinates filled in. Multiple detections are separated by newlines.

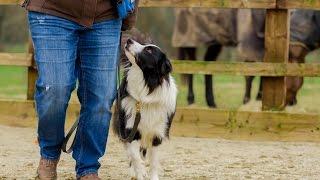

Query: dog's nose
left=127, top=38, right=134, bottom=45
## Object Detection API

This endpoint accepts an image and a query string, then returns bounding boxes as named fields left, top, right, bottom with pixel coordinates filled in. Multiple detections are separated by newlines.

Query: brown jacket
left=22, top=0, right=139, bottom=30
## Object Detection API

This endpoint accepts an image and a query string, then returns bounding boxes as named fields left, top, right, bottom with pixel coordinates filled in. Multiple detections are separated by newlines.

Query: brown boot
left=35, top=157, right=59, bottom=180
left=78, top=173, right=101, bottom=180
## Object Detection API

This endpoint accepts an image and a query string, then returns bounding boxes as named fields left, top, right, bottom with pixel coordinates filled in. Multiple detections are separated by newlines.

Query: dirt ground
left=1, top=125, right=320, bottom=180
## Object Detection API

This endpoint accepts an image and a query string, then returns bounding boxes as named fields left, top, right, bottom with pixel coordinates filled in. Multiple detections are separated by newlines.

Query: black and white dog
left=113, top=39, right=178, bottom=180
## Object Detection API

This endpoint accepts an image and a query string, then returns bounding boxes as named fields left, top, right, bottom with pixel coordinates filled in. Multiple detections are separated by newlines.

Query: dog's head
left=120, top=28, right=153, bottom=65
left=125, top=39, right=172, bottom=77
left=125, top=39, right=172, bottom=92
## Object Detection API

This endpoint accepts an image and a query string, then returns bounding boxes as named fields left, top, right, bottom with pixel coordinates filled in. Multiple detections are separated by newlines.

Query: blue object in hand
left=117, top=0, right=135, bottom=20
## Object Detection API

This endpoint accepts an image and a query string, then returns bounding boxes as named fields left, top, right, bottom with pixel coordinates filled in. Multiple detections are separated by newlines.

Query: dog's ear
left=159, top=53, right=172, bottom=76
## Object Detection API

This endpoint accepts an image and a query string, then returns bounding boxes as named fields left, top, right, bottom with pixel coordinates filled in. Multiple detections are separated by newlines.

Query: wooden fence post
left=27, top=39, right=37, bottom=100
left=262, top=9, right=290, bottom=111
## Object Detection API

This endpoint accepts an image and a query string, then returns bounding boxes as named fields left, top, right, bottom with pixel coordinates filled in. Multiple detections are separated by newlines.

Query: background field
left=1, top=5, right=320, bottom=179
left=1, top=7, right=320, bottom=114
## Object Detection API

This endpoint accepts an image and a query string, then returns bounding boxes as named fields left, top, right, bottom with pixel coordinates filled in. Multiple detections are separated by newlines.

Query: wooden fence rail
left=0, top=99, right=319, bottom=142
left=0, top=0, right=277, bottom=8
left=0, top=53, right=32, bottom=66
left=172, top=61, right=320, bottom=77
left=278, top=0, right=320, bottom=9
left=0, top=0, right=21, bottom=4
left=1, top=54, right=320, bottom=77
left=3, top=0, right=320, bottom=9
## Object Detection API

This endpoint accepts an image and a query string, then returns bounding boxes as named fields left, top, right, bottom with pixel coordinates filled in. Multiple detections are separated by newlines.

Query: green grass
left=0, top=66, right=27, bottom=99
left=174, top=73, right=320, bottom=113
left=0, top=44, right=28, bottom=99
left=3, top=44, right=27, bottom=53
left=174, top=49, right=320, bottom=113
left=173, top=74, right=250, bottom=109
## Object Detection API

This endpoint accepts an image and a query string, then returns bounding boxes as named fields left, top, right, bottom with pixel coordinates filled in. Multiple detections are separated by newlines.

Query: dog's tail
left=113, top=75, right=127, bottom=139
left=112, top=100, right=123, bottom=138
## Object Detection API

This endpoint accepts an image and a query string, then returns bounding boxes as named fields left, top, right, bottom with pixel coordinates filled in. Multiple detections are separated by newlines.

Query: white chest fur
left=122, top=65, right=177, bottom=145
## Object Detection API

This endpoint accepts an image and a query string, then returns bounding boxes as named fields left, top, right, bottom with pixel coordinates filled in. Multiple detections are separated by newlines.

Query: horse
left=172, top=9, right=317, bottom=107
left=172, top=8, right=237, bottom=107
left=241, top=9, right=320, bottom=106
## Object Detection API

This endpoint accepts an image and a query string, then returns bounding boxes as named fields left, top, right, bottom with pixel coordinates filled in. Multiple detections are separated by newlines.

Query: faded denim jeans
left=28, top=11, right=121, bottom=176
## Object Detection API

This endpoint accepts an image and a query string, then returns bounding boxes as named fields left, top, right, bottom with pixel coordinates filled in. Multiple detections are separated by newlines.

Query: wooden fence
left=1, top=0, right=320, bottom=141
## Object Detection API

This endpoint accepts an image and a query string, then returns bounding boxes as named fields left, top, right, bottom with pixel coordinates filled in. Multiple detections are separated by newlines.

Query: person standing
left=22, top=0, right=139, bottom=179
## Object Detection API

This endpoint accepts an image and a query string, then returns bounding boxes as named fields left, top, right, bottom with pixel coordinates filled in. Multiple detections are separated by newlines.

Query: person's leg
left=72, top=19, right=121, bottom=177
left=28, top=11, right=79, bottom=161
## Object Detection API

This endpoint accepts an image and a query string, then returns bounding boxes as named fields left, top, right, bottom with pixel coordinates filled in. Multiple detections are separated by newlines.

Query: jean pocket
left=28, top=11, right=50, bottom=25
left=28, top=11, right=48, bottom=19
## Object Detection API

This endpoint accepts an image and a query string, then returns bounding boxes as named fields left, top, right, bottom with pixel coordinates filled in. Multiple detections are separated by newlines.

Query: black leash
left=61, top=118, right=79, bottom=153
left=61, top=32, right=141, bottom=154
left=117, top=101, right=142, bottom=143
left=116, top=32, right=141, bottom=143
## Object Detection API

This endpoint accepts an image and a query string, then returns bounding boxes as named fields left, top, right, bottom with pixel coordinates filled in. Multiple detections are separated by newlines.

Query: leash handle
left=61, top=118, right=79, bottom=153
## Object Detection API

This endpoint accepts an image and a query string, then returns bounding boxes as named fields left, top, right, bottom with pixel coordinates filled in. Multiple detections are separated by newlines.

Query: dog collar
left=136, top=101, right=142, bottom=112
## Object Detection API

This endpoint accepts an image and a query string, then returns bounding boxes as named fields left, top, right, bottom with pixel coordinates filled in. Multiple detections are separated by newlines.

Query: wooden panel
left=0, top=99, right=80, bottom=128
left=4, top=0, right=320, bottom=10
left=0, top=100, right=36, bottom=128
left=139, top=0, right=276, bottom=8
left=172, top=107, right=320, bottom=142
left=1, top=100, right=320, bottom=142
left=277, top=0, right=320, bottom=10
left=262, top=9, right=290, bottom=111
left=1, top=0, right=276, bottom=8
left=140, top=0, right=201, bottom=7
left=1, top=54, right=320, bottom=77
left=201, top=0, right=276, bottom=8
left=172, top=61, right=320, bottom=77
left=0, top=0, right=22, bottom=5
left=27, top=40, right=37, bottom=100
left=0, top=53, right=32, bottom=66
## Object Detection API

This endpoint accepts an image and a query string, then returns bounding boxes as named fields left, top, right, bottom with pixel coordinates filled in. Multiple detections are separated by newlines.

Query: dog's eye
left=145, top=47, right=152, bottom=53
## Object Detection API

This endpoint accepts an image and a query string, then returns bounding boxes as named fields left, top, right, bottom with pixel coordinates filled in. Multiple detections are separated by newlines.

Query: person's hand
left=121, top=0, right=139, bottom=31
left=121, top=12, right=137, bottom=31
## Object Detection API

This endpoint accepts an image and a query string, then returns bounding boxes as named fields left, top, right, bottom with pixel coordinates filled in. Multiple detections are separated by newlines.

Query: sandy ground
left=1, top=125, right=320, bottom=180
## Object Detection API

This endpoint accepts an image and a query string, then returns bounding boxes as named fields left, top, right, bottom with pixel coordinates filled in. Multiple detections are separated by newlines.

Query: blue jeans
left=28, top=12, right=121, bottom=176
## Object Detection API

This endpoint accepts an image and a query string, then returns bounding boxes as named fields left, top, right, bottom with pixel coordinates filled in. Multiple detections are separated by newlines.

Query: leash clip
left=136, top=101, right=142, bottom=112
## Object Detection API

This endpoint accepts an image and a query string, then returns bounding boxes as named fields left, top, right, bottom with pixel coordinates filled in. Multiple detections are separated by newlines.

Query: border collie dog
left=113, top=39, right=177, bottom=180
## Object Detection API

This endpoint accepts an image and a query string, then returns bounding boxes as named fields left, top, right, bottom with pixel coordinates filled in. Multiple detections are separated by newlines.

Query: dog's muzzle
left=125, top=38, right=134, bottom=50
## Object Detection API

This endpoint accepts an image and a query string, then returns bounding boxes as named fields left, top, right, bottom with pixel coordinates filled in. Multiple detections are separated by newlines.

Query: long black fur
left=113, top=76, right=129, bottom=139
left=136, top=46, right=172, bottom=94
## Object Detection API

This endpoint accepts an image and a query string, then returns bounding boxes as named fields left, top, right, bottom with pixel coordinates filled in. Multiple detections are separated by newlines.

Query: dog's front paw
left=136, top=174, right=146, bottom=180
left=134, top=166, right=147, bottom=180
left=150, top=174, right=159, bottom=180
left=129, top=165, right=136, bottom=179
left=140, top=167, right=148, bottom=180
